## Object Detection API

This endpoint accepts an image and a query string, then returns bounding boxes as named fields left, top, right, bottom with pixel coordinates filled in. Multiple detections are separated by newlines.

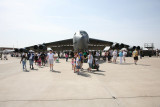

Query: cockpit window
left=80, top=31, right=87, bottom=36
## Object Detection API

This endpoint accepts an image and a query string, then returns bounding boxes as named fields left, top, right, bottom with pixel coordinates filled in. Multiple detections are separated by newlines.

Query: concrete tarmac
left=0, top=56, right=160, bottom=107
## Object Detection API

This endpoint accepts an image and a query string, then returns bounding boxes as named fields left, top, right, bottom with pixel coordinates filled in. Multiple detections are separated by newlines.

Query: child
left=76, top=54, right=80, bottom=75
left=71, top=58, right=74, bottom=70
left=20, top=54, right=27, bottom=71
left=92, top=58, right=99, bottom=71
left=56, top=57, right=59, bottom=63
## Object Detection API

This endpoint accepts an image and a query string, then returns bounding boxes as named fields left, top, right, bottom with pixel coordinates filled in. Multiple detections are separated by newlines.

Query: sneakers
left=50, top=69, right=54, bottom=72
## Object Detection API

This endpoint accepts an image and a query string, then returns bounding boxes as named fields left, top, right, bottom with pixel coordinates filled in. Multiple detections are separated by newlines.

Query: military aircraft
left=17, top=30, right=141, bottom=53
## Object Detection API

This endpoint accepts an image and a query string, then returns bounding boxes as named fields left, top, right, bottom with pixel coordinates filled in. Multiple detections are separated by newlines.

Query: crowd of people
left=104, top=49, right=128, bottom=64
left=20, top=50, right=55, bottom=71
left=1, top=47, right=159, bottom=74
left=4, top=48, right=158, bottom=74
left=71, top=51, right=99, bottom=75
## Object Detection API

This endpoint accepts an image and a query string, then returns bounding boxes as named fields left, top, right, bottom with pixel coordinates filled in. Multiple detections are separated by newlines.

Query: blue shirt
left=79, top=53, right=83, bottom=61
left=119, top=52, right=123, bottom=57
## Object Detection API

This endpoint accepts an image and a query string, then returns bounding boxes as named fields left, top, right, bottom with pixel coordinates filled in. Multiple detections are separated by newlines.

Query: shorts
left=76, top=66, right=80, bottom=69
left=89, top=63, right=92, bottom=68
left=108, top=56, right=111, bottom=61
left=113, top=56, right=117, bottom=60
left=29, top=59, right=33, bottom=65
left=49, top=59, right=54, bottom=64
left=134, top=56, right=138, bottom=60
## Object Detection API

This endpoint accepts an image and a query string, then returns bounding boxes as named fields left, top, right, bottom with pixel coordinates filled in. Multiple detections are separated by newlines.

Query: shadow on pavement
left=24, top=70, right=30, bottom=72
left=121, top=63, right=134, bottom=65
left=79, top=70, right=91, bottom=77
left=98, top=60, right=107, bottom=64
left=90, top=70, right=105, bottom=76
left=138, top=64, right=151, bottom=66
left=52, top=70, right=61, bottom=73
left=31, top=69, right=39, bottom=71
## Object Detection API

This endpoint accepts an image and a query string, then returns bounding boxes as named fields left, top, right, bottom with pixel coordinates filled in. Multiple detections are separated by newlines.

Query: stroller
left=92, top=58, right=99, bottom=71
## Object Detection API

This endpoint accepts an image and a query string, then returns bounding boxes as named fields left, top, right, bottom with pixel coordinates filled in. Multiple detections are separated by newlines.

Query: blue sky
left=0, top=0, right=160, bottom=49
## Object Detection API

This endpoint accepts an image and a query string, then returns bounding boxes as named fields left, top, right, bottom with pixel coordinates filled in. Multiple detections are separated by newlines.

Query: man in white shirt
left=96, top=51, right=100, bottom=60
left=123, top=50, right=127, bottom=63
left=47, top=50, right=54, bottom=71
left=112, top=50, right=117, bottom=64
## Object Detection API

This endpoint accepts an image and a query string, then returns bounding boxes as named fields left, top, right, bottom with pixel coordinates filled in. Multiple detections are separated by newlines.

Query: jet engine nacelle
left=111, top=43, right=119, bottom=49
left=34, top=45, right=39, bottom=50
left=39, top=45, right=46, bottom=50
left=33, top=44, right=47, bottom=51
left=19, top=48, right=28, bottom=53
left=119, top=43, right=124, bottom=49
left=15, top=49, right=19, bottom=52
left=128, top=46, right=141, bottom=50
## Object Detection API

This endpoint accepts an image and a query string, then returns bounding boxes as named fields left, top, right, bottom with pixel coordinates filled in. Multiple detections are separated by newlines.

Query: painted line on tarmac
left=0, top=97, right=114, bottom=102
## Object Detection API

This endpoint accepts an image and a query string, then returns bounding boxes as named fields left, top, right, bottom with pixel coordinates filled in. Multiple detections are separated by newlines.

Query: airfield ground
left=0, top=56, right=160, bottom=107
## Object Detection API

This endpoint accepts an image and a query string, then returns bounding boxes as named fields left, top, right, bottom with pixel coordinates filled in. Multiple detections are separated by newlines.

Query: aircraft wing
left=88, top=38, right=113, bottom=50
left=25, top=38, right=114, bottom=51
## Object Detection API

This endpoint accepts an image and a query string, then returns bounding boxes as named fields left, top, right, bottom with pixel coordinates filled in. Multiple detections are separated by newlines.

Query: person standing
left=132, top=49, right=139, bottom=65
left=104, top=51, right=107, bottom=61
left=73, top=52, right=77, bottom=73
left=123, top=50, right=127, bottom=63
left=76, top=54, right=80, bottom=75
left=112, top=50, right=117, bottom=64
left=83, top=51, right=87, bottom=59
left=34, top=53, right=38, bottom=65
left=20, top=54, right=27, bottom=71
left=156, top=49, right=159, bottom=57
left=79, top=51, right=84, bottom=70
left=47, top=50, right=54, bottom=71
left=108, top=51, right=112, bottom=63
left=96, top=51, right=100, bottom=60
left=71, top=58, right=74, bottom=70
left=119, top=50, right=123, bottom=64
left=65, top=53, right=69, bottom=62
left=87, top=52, right=93, bottom=72
left=0, top=53, right=2, bottom=60
left=37, top=56, right=41, bottom=67
left=28, top=51, right=34, bottom=69
left=41, top=52, right=46, bottom=66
